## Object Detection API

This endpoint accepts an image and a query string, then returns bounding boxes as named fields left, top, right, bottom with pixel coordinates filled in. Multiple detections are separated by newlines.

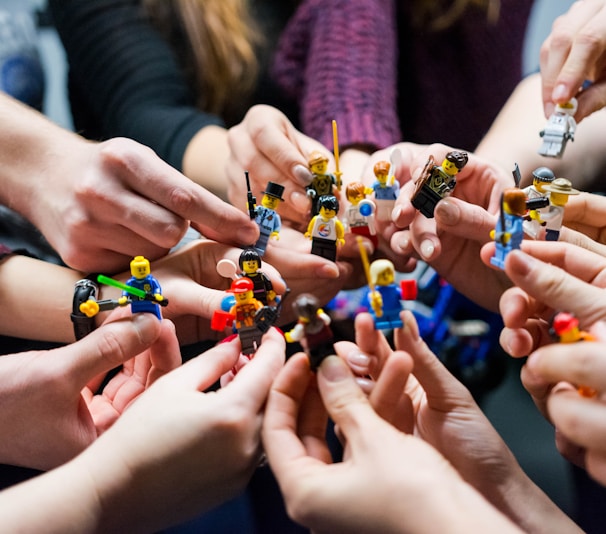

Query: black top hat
left=263, top=181, right=285, bottom=200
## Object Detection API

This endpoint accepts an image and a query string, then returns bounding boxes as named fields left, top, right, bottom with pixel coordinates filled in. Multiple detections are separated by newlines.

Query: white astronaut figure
left=538, top=98, right=577, bottom=159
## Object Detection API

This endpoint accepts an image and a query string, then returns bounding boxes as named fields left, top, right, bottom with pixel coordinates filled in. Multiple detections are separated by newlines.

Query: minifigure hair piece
left=308, top=151, right=329, bottom=166
left=318, top=195, right=339, bottom=212
left=239, top=248, right=261, bottom=269
left=346, top=182, right=367, bottom=199
left=369, top=259, right=395, bottom=284
left=532, top=167, right=555, bottom=183
left=445, top=150, right=469, bottom=170
left=503, top=189, right=527, bottom=216
left=373, top=161, right=390, bottom=176
left=293, top=293, right=321, bottom=322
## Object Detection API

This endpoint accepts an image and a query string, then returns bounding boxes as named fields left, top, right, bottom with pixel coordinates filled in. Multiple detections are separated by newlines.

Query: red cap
left=229, top=278, right=254, bottom=294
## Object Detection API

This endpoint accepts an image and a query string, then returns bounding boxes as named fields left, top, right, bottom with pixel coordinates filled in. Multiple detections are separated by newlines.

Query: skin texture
left=0, top=313, right=180, bottom=470
left=0, top=93, right=259, bottom=273
left=540, top=0, right=606, bottom=121
left=0, top=328, right=286, bottom=533
left=482, top=242, right=606, bottom=480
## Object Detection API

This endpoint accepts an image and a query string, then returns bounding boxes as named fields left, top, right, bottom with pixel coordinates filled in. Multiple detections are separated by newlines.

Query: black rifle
left=245, top=171, right=256, bottom=220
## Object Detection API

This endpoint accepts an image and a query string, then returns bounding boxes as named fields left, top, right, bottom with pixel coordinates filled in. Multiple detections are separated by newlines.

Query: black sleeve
left=49, top=0, right=223, bottom=171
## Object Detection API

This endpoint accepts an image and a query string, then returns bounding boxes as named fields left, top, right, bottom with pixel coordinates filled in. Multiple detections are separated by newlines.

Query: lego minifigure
left=252, top=181, right=284, bottom=256
left=211, top=277, right=264, bottom=356
left=238, top=248, right=277, bottom=306
left=305, top=195, right=345, bottom=262
left=363, top=258, right=417, bottom=330
left=411, top=151, right=469, bottom=218
left=490, top=189, right=527, bottom=270
left=538, top=98, right=577, bottom=158
left=284, top=293, right=335, bottom=370
left=550, top=311, right=596, bottom=397
left=344, top=181, right=377, bottom=247
left=522, top=166, right=555, bottom=239
left=371, top=160, right=399, bottom=221
left=541, top=178, right=580, bottom=241
left=306, top=151, right=339, bottom=216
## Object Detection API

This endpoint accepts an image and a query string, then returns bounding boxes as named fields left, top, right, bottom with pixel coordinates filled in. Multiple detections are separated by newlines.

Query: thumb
left=65, top=313, right=162, bottom=387
left=317, top=356, right=381, bottom=446
left=504, top=249, right=606, bottom=327
left=434, top=197, right=496, bottom=243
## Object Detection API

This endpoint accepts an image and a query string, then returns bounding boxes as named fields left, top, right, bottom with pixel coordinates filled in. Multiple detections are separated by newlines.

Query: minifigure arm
left=284, top=323, right=304, bottom=343
left=305, top=217, right=316, bottom=239
left=335, top=220, right=345, bottom=245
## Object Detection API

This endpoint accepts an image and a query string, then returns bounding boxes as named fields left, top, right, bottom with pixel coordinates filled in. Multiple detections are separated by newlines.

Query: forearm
left=0, top=93, right=80, bottom=218
left=182, top=125, right=230, bottom=199
left=476, top=73, right=606, bottom=190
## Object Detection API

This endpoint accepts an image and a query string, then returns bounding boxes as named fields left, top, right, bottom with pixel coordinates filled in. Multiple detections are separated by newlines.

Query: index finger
left=110, top=141, right=259, bottom=246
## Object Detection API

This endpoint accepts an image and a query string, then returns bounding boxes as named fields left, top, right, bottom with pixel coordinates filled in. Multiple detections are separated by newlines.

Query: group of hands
left=5, top=1, right=606, bottom=530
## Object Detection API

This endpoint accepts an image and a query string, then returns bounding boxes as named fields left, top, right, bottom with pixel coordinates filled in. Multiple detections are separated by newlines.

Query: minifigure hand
left=118, top=296, right=129, bottom=306
left=263, top=352, right=520, bottom=533
left=80, top=299, right=100, bottom=317
left=0, top=312, right=179, bottom=470
left=540, top=0, right=606, bottom=122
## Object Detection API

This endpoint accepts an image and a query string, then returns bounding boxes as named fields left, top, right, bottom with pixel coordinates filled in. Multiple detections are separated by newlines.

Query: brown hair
left=373, top=161, right=390, bottom=177
left=143, top=0, right=261, bottom=116
left=503, top=189, right=527, bottom=217
left=412, top=0, right=500, bottom=31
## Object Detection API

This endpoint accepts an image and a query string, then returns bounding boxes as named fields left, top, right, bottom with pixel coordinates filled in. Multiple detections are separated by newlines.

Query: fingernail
left=544, top=102, right=555, bottom=118
left=293, top=164, right=313, bottom=185
left=347, top=351, right=370, bottom=367
left=355, top=376, right=374, bottom=394
left=361, top=239, right=374, bottom=256
left=391, top=205, right=402, bottom=223
left=316, top=262, right=340, bottom=278
left=321, top=355, right=350, bottom=382
left=507, top=250, right=535, bottom=276
left=290, top=191, right=311, bottom=213
left=420, top=239, right=435, bottom=259
left=397, top=234, right=409, bottom=253
left=435, top=199, right=459, bottom=225
left=552, top=84, right=568, bottom=101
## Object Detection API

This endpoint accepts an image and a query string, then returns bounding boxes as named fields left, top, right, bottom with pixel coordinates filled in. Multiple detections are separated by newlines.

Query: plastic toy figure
left=522, top=166, right=555, bottom=239
left=550, top=311, right=596, bottom=397
left=305, top=195, right=345, bottom=262
left=211, top=278, right=264, bottom=356
left=541, top=178, right=580, bottom=241
left=490, top=189, right=527, bottom=270
left=344, top=181, right=377, bottom=247
left=371, top=160, right=400, bottom=222
left=306, top=151, right=339, bottom=216
left=252, top=181, right=284, bottom=256
left=238, top=248, right=276, bottom=306
left=284, top=293, right=335, bottom=370
left=411, top=151, right=469, bottom=218
left=538, top=98, right=577, bottom=158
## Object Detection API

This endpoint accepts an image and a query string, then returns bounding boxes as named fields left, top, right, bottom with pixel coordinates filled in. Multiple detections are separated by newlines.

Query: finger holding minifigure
left=226, top=105, right=334, bottom=227
left=539, top=0, right=606, bottom=122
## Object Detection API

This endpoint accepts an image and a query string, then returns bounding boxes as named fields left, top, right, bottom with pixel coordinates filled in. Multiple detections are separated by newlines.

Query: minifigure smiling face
left=441, top=159, right=459, bottom=175
left=130, top=255, right=151, bottom=279
left=242, top=259, right=259, bottom=274
left=319, top=205, right=336, bottom=219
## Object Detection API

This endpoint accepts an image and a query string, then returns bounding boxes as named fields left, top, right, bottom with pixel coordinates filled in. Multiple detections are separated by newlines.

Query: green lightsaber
left=97, top=274, right=147, bottom=298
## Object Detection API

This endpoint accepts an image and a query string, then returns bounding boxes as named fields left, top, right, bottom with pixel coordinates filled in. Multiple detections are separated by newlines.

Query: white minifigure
left=538, top=98, right=577, bottom=159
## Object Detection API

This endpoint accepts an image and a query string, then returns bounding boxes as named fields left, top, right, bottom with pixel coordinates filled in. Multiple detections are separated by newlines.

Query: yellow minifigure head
left=556, top=97, right=578, bottom=115
left=230, top=278, right=255, bottom=304
left=373, top=161, right=390, bottom=186
left=441, top=151, right=469, bottom=176
left=239, top=248, right=261, bottom=275
left=370, top=259, right=395, bottom=287
left=543, top=178, right=580, bottom=207
left=502, top=189, right=527, bottom=217
left=552, top=312, right=580, bottom=343
left=318, top=195, right=339, bottom=219
left=308, top=151, right=329, bottom=175
left=531, top=167, right=555, bottom=193
left=130, top=255, right=151, bottom=279
left=261, top=181, right=285, bottom=210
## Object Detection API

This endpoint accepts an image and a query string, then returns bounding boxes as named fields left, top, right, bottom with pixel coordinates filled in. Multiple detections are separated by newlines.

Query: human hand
left=526, top=320, right=606, bottom=482
left=226, top=105, right=333, bottom=228
left=28, top=137, right=259, bottom=272
left=76, top=328, right=286, bottom=532
left=387, top=143, right=512, bottom=311
left=262, top=351, right=520, bottom=534
left=0, top=312, right=179, bottom=470
left=540, top=0, right=606, bottom=122
left=336, top=311, right=579, bottom=533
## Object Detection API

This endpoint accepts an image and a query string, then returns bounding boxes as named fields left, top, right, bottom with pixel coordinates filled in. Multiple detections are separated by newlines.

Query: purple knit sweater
left=273, top=0, right=534, bottom=151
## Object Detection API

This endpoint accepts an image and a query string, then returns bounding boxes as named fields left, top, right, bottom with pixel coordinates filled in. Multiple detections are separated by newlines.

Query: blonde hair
left=413, top=0, right=500, bottom=31
left=143, top=0, right=261, bottom=116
